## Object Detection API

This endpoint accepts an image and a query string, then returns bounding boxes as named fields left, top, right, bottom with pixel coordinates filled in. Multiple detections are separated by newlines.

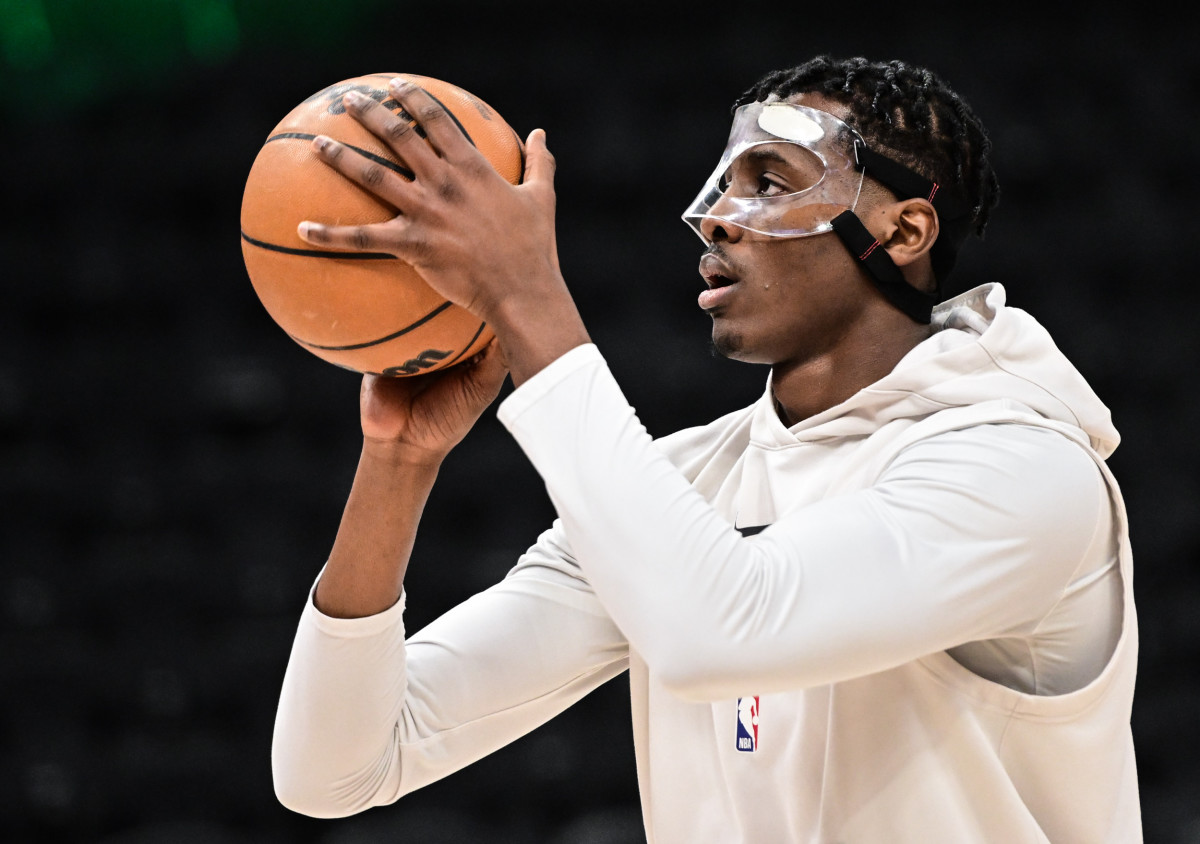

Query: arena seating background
left=2, top=3, right=1195, bottom=841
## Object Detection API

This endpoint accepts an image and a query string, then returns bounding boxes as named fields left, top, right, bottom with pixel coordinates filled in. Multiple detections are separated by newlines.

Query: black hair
left=735, top=56, right=1000, bottom=240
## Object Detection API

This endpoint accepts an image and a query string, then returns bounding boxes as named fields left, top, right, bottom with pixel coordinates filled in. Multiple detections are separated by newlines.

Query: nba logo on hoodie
left=736, top=696, right=759, bottom=752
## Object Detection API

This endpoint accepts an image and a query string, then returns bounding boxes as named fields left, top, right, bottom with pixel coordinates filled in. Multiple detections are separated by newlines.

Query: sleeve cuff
left=497, top=342, right=605, bottom=426
left=303, top=566, right=408, bottom=638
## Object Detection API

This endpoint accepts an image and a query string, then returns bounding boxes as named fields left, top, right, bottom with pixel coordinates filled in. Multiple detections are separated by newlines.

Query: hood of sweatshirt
left=755, top=283, right=1120, bottom=459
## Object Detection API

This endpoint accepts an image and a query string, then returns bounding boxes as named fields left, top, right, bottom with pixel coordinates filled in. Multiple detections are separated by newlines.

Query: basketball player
left=271, top=57, right=1141, bottom=841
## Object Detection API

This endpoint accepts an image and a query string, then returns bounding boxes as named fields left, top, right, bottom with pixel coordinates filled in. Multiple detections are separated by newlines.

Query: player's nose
left=699, top=211, right=745, bottom=244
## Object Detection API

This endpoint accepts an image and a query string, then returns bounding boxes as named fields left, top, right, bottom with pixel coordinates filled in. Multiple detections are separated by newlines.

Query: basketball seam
left=417, top=89, right=476, bottom=148
left=288, top=301, right=456, bottom=351
left=264, top=132, right=416, bottom=180
left=240, top=230, right=396, bottom=260
left=438, top=320, right=489, bottom=367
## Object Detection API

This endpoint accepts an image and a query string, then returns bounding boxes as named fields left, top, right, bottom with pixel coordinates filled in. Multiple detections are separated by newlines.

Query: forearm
left=314, top=442, right=441, bottom=618
left=500, top=351, right=759, bottom=694
left=273, top=524, right=629, bottom=818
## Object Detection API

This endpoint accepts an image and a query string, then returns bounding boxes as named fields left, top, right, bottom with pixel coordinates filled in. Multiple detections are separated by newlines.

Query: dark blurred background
left=1, top=2, right=1196, bottom=842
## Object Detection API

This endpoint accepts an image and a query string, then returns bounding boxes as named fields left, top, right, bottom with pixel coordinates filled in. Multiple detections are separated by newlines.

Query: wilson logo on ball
left=383, top=349, right=454, bottom=377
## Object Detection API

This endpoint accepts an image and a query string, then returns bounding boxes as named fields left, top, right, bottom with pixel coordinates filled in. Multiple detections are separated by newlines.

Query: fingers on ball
left=297, top=221, right=374, bottom=253
left=312, top=136, right=407, bottom=205
left=345, top=90, right=422, bottom=152
left=389, top=78, right=471, bottom=159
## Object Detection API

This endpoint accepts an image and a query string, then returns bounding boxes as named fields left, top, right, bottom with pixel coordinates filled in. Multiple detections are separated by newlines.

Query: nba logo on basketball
left=736, top=696, right=759, bottom=752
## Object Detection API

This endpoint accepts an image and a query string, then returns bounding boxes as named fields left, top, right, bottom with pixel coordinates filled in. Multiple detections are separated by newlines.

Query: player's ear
left=880, top=198, right=939, bottom=268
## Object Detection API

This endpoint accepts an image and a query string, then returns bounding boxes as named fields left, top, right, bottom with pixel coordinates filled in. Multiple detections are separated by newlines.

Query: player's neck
left=770, top=317, right=931, bottom=426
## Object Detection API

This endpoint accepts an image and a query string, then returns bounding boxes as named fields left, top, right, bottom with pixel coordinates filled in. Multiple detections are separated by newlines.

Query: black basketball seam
left=438, top=320, right=489, bottom=368
left=264, top=132, right=416, bottom=180
left=417, top=89, right=475, bottom=147
left=241, top=230, right=396, bottom=260
left=288, top=300, right=456, bottom=351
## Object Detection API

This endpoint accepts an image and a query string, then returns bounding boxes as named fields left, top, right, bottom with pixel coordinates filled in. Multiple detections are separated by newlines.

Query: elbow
left=652, top=646, right=742, bottom=703
left=650, top=627, right=804, bottom=702
left=272, top=760, right=355, bottom=819
left=271, top=707, right=406, bottom=817
left=273, top=781, right=340, bottom=820
left=271, top=743, right=388, bottom=820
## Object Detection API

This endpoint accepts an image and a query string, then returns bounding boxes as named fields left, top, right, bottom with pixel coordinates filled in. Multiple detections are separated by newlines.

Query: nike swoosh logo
left=735, top=524, right=770, bottom=537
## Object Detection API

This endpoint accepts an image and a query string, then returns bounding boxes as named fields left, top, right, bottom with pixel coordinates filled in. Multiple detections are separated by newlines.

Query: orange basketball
left=240, top=73, right=524, bottom=376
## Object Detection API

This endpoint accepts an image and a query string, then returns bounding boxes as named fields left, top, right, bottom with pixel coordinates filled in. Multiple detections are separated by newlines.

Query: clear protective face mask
left=682, top=100, right=867, bottom=243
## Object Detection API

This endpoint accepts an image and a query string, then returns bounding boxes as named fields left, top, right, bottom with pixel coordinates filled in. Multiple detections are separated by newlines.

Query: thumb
left=461, top=337, right=510, bottom=402
left=523, top=128, right=556, bottom=187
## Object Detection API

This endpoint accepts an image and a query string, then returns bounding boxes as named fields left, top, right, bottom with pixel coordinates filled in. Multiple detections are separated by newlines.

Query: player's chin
left=711, top=321, right=783, bottom=365
left=709, top=326, right=748, bottom=361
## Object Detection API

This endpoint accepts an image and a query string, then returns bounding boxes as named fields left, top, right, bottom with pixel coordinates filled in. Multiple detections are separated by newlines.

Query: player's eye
left=719, top=164, right=791, bottom=198
left=756, top=174, right=788, bottom=197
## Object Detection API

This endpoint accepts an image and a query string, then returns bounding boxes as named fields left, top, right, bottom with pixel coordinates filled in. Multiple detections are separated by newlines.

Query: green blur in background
left=0, top=0, right=390, bottom=120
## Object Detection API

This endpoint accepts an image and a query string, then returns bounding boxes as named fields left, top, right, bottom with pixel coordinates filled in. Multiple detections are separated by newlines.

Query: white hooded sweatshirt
left=273, top=283, right=1140, bottom=842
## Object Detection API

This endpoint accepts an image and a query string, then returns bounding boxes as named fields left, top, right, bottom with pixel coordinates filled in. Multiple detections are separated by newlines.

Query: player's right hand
left=359, top=338, right=508, bottom=463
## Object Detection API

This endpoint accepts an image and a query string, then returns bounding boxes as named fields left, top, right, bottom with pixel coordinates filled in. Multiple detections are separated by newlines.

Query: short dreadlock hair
left=734, top=56, right=1000, bottom=241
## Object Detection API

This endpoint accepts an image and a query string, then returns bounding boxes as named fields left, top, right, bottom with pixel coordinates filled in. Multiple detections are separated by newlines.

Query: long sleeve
left=497, top=344, right=1113, bottom=701
left=272, top=524, right=628, bottom=818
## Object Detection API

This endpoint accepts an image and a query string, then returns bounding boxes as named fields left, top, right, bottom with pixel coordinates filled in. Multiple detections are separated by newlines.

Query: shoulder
left=880, top=422, right=1109, bottom=550
left=888, top=422, right=1102, bottom=482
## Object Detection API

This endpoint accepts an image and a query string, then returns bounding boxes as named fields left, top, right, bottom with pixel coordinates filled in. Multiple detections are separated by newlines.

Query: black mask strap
left=854, top=143, right=971, bottom=284
left=830, top=210, right=937, bottom=324
left=829, top=141, right=972, bottom=324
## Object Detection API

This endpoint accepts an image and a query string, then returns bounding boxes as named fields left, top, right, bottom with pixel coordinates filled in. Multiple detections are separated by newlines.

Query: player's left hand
left=296, top=77, right=563, bottom=326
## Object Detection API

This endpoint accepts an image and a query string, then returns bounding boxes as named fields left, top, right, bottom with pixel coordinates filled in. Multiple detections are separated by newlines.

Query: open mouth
left=698, top=255, right=741, bottom=311
left=699, top=252, right=740, bottom=289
